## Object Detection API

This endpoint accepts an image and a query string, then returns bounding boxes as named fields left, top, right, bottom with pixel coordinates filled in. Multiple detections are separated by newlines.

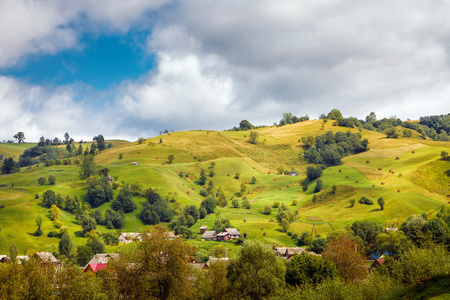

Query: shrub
left=358, top=196, right=374, bottom=205
left=47, top=231, right=59, bottom=238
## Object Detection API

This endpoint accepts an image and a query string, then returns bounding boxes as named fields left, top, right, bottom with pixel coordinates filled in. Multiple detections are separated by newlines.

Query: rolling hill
left=0, top=120, right=449, bottom=255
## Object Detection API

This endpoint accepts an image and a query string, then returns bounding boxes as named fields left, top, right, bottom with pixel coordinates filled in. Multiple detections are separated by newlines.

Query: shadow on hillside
left=74, top=231, right=84, bottom=238
left=370, top=208, right=381, bottom=212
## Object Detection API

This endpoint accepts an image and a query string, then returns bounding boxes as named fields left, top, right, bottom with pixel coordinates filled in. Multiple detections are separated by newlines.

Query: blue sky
left=2, top=33, right=155, bottom=90
left=1, top=1, right=450, bottom=142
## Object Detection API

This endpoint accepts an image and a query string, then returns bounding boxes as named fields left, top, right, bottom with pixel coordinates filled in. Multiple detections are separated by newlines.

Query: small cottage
left=216, top=232, right=230, bottom=241
left=223, top=228, right=241, bottom=239
left=200, top=226, right=208, bottom=234
left=201, top=231, right=217, bottom=241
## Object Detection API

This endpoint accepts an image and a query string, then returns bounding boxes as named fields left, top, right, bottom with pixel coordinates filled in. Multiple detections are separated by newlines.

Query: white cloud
left=0, top=0, right=170, bottom=68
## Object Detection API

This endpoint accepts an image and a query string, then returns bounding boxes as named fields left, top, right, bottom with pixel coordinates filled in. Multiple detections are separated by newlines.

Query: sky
left=1, top=0, right=450, bottom=142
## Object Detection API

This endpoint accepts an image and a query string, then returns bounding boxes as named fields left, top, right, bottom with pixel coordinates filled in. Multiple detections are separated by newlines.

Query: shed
left=200, top=226, right=208, bottom=234
left=201, top=231, right=217, bottom=241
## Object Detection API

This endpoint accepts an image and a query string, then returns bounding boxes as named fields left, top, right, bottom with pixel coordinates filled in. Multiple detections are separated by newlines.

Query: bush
left=358, top=196, right=374, bottom=205
left=47, top=231, right=59, bottom=238
left=33, top=227, right=43, bottom=236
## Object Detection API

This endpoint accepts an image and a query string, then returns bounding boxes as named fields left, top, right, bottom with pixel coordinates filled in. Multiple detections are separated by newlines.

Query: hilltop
left=0, top=119, right=449, bottom=254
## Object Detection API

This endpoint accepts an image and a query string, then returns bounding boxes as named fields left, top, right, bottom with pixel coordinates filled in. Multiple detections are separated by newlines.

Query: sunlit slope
left=0, top=122, right=449, bottom=253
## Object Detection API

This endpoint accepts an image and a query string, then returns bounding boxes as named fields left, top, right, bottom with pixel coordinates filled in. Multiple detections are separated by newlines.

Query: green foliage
left=297, top=231, right=313, bottom=246
left=286, top=253, right=338, bottom=286
left=199, top=206, right=207, bottom=219
left=198, top=169, right=207, bottom=185
left=306, top=166, right=323, bottom=181
left=249, top=131, right=259, bottom=144
left=261, top=205, right=271, bottom=215
left=81, top=216, right=97, bottom=234
left=86, top=237, right=105, bottom=254
left=104, top=209, right=125, bottom=229
left=78, top=154, right=97, bottom=180
left=227, top=240, right=286, bottom=299
left=234, top=172, right=240, bottom=179
left=377, top=197, right=385, bottom=210
left=48, top=175, right=56, bottom=185
left=86, top=177, right=113, bottom=208
left=327, top=109, right=343, bottom=120
left=59, top=232, right=74, bottom=257
left=112, top=186, right=137, bottom=213
left=384, top=127, right=399, bottom=138
left=378, top=247, right=450, bottom=285
left=241, top=197, right=251, bottom=209
left=209, top=169, right=215, bottom=177
left=348, top=220, right=382, bottom=245
left=201, top=196, right=216, bottom=214
left=358, top=196, right=374, bottom=205
left=303, top=131, right=369, bottom=166
left=314, top=179, right=323, bottom=193
left=168, top=154, right=175, bottom=164
left=37, top=176, right=46, bottom=185
left=42, top=189, right=56, bottom=208
left=231, top=198, right=240, bottom=208
left=141, top=188, right=173, bottom=224
left=349, top=199, right=355, bottom=207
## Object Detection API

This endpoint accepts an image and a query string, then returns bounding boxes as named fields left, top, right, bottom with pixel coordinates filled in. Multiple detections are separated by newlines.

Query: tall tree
left=322, top=235, right=366, bottom=282
left=13, top=132, right=25, bottom=144
left=79, top=154, right=97, bottom=180
left=59, top=233, right=74, bottom=258
left=227, top=240, right=285, bottom=299
left=64, top=132, right=70, bottom=144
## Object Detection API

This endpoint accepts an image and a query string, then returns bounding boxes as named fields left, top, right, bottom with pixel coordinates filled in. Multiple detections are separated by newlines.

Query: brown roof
left=224, top=228, right=240, bottom=236
left=216, top=232, right=230, bottom=237
left=201, top=231, right=217, bottom=239
left=34, top=252, right=59, bottom=263
left=87, top=253, right=119, bottom=265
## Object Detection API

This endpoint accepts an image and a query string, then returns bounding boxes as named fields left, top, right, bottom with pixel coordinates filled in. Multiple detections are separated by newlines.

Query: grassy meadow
left=0, top=121, right=449, bottom=254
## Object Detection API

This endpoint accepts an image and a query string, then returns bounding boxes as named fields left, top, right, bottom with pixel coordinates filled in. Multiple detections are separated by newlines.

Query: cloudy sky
left=1, top=0, right=450, bottom=142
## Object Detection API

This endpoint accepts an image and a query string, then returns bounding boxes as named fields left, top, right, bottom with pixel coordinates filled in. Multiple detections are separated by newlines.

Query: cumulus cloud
left=0, top=0, right=170, bottom=68
left=3, top=1, right=450, bottom=141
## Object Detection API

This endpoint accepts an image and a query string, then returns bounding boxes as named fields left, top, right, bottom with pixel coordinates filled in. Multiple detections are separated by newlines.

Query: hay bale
left=162, top=162, right=165, bottom=165
left=261, top=227, right=264, bottom=230
left=187, top=191, right=190, bottom=195
left=279, top=187, right=283, bottom=190
left=243, top=219, right=247, bottom=222
left=355, top=180, right=359, bottom=183
left=264, top=139, right=266, bottom=141
left=372, top=184, right=376, bottom=187
left=381, top=182, right=385, bottom=185
left=269, top=218, right=274, bottom=222
left=287, top=185, right=290, bottom=188
left=397, top=189, right=401, bottom=193
left=429, top=190, right=433, bottom=193
left=346, top=175, right=349, bottom=178
left=244, top=135, right=247, bottom=138
left=156, top=157, right=158, bottom=159
left=263, top=232, right=267, bottom=236
left=203, top=185, right=206, bottom=189
left=412, top=150, right=415, bottom=154
left=396, top=157, right=400, bottom=160
left=227, top=173, right=230, bottom=177
left=274, top=178, right=278, bottom=181
left=207, top=131, right=210, bottom=134
left=217, top=132, right=220, bottom=135
left=268, top=171, right=271, bottom=174
left=245, top=181, right=249, bottom=184
left=366, top=160, right=370, bottom=163
left=378, top=167, right=382, bottom=170
left=192, top=187, right=196, bottom=190
left=339, top=169, right=342, bottom=172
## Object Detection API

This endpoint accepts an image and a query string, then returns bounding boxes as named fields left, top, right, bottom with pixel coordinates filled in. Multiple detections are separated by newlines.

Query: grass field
left=0, top=121, right=449, bottom=254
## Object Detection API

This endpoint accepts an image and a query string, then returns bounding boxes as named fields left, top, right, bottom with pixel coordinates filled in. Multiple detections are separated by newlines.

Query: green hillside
left=0, top=120, right=449, bottom=254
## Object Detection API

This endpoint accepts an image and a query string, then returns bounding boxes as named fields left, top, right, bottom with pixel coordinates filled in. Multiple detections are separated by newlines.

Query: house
left=290, top=172, right=297, bottom=176
left=201, top=230, right=217, bottom=241
left=33, top=252, right=60, bottom=272
left=272, top=244, right=318, bottom=259
left=0, top=255, right=9, bottom=263
left=84, top=253, right=119, bottom=274
left=119, top=232, right=142, bottom=244
left=17, top=255, right=30, bottom=263
left=223, top=228, right=240, bottom=239
left=385, top=228, right=398, bottom=233
left=200, top=226, right=208, bottom=234
left=34, top=252, right=59, bottom=264
left=205, top=257, right=230, bottom=268
left=216, top=232, right=230, bottom=241
left=370, top=257, right=385, bottom=270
